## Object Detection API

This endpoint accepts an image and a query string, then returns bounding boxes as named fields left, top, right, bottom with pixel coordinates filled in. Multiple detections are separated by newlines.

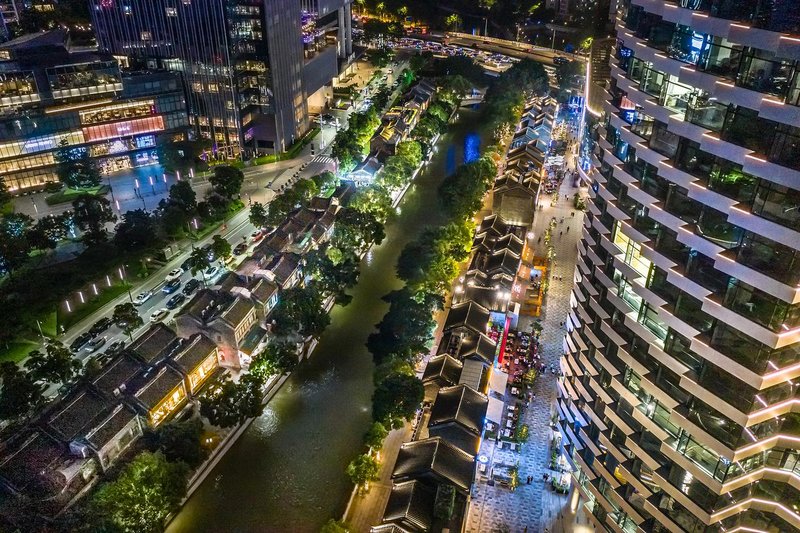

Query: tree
left=320, top=519, right=351, bottom=533
left=187, top=246, right=211, bottom=278
left=364, top=421, right=388, bottom=451
left=0, top=362, right=43, bottom=422
left=332, top=207, right=385, bottom=254
left=250, top=340, right=299, bottom=379
left=366, top=288, right=442, bottom=365
left=168, top=181, right=197, bottom=212
left=71, top=194, right=116, bottom=246
left=346, top=453, right=380, bottom=492
left=305, top=248, right=359, bottom=306
left=28, top=213, right=71, bottom=252
left=249, top=201, right=268, bottom=229
left=158, top=204, right=191, bottom=238
left=271, top=284, right=331, bottom=339
left=24, top=341, right=81, bottom=384
left=157, top=139, right=210, bottom=174
left=54, top=140, right=102, bottom=189
left=113, top=303, right=143, bottom=341
left=311, top=171, right=338, bottom=192
left=114, top=209, right=159, bottom=250
left=372, top=373, right=424, bottom=428
left=445, top=13, right=462, bottom=31
left=0, top=213, right=35, bottom=273
left=209, top=165, right=244, bottom=199
left=200, top=373, right=265, bottom=428
left=90, top=451, right=189, bottom=533
left=210, top=234, right=231, bottom=260
left=144, top=418, right=208, bottom=468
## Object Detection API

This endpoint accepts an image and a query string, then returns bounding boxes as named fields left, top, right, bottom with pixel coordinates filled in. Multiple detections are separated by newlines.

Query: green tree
left=24, top=341, right=81, bottom=384
left=249, top=201, right=269, bottom=229
left=310, top=171, right=338, bottom=193
left=331, top=207, right=385, bottom=255
left=114, top=209, right=159, bottom=250
left=320, top=519, right=351, bottom=533
left=167, top=181, right=197, bottom=212
left=158, top=204, right=191, bottom=238
left=270, top=284, right=331, bottom=339
left=112, top=303, right=144, bottom=341
left=54, top=139, right=101, bottom=190
left=210, top=234, right=231, bottom=260
left=71, top=194, right=116, bottom=246
left=0, top=213, right=35, bottom=273
left=187, top=246, right=211, bottom=277
left=364, top=421, right=389, bottom=451
left=200, top=373, right=265, bottom=428
left=349, top=184, right=393, bottom=223
left=28, top=213, right=71, bottom=252
left=209, top=165, right=244, bottom=199
left=346, top=453, right=380, bottom=491
left=445, top=13, right=462, bottom=31
left=0, top=361, right=43, bottom=422
left=90, top=451, right=189, bottom=533
left=372, top=372, right=424, bottom=427
left=366, top=288, right=442, bottom=365
left=144, top=418, right=208, bottom=468
left=250, top=339, right=299, bottom=378
left=157, top=139, right=211, bottom=174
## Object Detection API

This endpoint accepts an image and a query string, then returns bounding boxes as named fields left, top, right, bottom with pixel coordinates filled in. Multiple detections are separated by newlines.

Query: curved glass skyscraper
left=562, top=0, right=800, bottom=531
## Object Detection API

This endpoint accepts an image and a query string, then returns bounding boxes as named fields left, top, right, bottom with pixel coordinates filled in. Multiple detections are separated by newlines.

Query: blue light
left=464, top=132, right=480, bottom=164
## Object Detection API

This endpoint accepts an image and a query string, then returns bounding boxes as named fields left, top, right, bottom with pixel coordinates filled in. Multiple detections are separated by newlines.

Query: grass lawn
left=0, top=339, right=39, bottom=364
left=57, top=282, right=131, bottom=333
left=45, top=185, right=110, bottom=206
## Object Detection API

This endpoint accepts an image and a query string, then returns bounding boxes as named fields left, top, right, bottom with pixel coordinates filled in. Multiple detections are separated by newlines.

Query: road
left=31, top=55, right=410, bottom=398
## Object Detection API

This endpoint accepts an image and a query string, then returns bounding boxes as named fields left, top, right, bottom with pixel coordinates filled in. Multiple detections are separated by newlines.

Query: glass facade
left=564, top=1, right=800, bottom=531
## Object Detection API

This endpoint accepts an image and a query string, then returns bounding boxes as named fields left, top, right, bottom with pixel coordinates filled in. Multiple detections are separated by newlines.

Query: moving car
left=553, top=56, right=569, bottom=66
left=166, top=293, right=186, bottom=310
left=86, top=336, right=107, bottom=353
left=70, top=332, right=93, bottom=353
left=89, top=317, right=113, bottom=337
left=150, top=308, right=169, bottom=323
left=182, top=278, right=201, bottom=296
left=165, top=268, right=184, bottom=282
left=162, top=278, right=182, bottom=294
left=133, top=290, right=154, bottom=306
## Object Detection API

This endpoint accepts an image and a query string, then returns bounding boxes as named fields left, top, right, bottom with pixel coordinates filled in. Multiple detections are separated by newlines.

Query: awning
left=486, top=396, right=505, bottom=424
left=488, top=367, right=508, bottom=396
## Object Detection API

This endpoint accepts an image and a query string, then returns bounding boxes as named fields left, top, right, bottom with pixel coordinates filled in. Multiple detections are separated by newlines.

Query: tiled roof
left=443, top=301, right=490, bottom=335
left=422, top=354, right=463, bottom=385
left=181, top=289, right=233, bottom=324
left=128, top=323, right=179, bottom=365
left=220, top=297, right=255, bottom=328
left=249, top=278, right=278, bottom=303
left=392, top=437, right=475, bottom=494
left=475, top=214, right=509, bottom=239
left=382, top=480, right=436, bottom=532
left=84, top=404, right=138, bottom=450
left=0, top=432, right=64, bottom=493
left=133, top=365, right=184, bottom=410
left=428, top=385, right=488, bottom=435
left=91, top=354, right=144, bottom=398
left=267, top=253, right=301, bottom=285
left=170, top=333, right=217, bottom=374
left=46, top=388, right=110, bottom=442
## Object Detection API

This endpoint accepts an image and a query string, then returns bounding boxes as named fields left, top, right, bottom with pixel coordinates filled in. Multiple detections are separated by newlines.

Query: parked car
left=133, top=290, right=153, bottom=306
left=553, top=56, right=569, bottom=66
left=89, top=317, right=113, bottom=337
left=162, top=278, right=182, bottom=294
left=233, top=243, right=248, bottom=256
left=182, top=278, right=201, bottom=296
left=86, top=336, right=107, bottom=353
left=70, top=332, right=93, bottom=353
left=106, top=340, right=126, bottom=356
left=165, top=268, right=184, bottom=282
left=150, top=308, right=169, bottom=323
left=166, top=293, right=186, bottom=310
left=203, top=266, right=219, bottom=280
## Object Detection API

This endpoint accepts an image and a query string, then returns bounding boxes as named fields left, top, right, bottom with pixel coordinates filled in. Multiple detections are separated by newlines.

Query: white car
left=203, top=266, right=220, bottom=280
left=165, top=267, right=184, bottom=282
left=150, top=308, right=170, bottom=323
left=133, top=290, right=153, bottom=306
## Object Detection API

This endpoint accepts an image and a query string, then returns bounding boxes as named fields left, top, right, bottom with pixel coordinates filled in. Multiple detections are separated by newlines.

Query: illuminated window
left=165, top=6, right=176, bottom=16
left=613, top=224, right=652, bottom=278
left=141, top=31, right=151, bottom=41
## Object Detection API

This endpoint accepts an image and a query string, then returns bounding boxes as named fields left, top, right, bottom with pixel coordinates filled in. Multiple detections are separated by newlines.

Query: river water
left=166, top=107, right=488, bottom=533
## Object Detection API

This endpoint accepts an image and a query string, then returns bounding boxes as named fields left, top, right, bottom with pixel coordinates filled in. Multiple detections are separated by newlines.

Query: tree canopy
left=371, top=373, right=424, bottom=428
left=209, top=165, right=244, bottom=199
left=200, top=373, right=265, bottom=428
left=24, top=341, right=81, bottom=384
left=71, top=194, right=116, bottom=246
left=55, top=140, right=101, bottom=189
left=270, top=284, right=331, bottom=339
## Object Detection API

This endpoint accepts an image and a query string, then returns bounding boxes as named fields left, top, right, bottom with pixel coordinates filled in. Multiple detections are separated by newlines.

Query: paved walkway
left=466, top=175, right=586, bottom=533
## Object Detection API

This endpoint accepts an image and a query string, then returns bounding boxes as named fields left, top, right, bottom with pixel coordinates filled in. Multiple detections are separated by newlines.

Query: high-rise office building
left=90, top=0, right=352, bottom=158
left=561, top=0, right=800, bottom=531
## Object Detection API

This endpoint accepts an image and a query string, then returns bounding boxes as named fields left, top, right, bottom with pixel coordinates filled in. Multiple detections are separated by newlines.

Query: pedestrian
left=571, top=211, right=575, bottom=217
left=567, top=226, right=570, bottom=232
left=559, top=230, right=563, bottom=237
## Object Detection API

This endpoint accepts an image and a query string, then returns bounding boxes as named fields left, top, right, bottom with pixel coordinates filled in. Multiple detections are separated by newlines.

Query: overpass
left=439, top=31, right=587, bottom=67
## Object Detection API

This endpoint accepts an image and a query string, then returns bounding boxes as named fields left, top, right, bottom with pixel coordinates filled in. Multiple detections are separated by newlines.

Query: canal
left=166, top=107, right=489, bottom=533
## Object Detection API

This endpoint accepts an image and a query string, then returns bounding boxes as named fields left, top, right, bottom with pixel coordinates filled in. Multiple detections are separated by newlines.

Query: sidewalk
left=465, top=175, right=586, bottom=533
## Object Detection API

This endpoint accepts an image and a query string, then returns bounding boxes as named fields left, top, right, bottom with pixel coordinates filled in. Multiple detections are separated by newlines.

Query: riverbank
left=165, top=108, right=490, bottom=533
